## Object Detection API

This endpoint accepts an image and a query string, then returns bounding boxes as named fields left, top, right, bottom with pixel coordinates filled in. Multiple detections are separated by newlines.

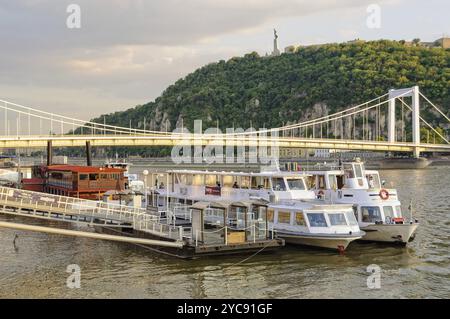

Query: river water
left=0, top=167, right=449, bottom=299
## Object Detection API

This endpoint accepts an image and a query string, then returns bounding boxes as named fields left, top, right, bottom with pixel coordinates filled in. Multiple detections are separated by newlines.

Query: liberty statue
left=272, top=29, right=280, bottom=56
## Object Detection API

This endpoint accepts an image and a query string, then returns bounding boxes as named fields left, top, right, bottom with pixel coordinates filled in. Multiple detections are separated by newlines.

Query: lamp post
left=143, top=169, right=149, bottom=208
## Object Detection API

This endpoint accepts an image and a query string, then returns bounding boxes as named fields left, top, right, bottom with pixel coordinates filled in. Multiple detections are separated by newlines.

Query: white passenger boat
left=306, top=159, right=419, bottom=244
left=148, top=169, right=364, bottom=251
left=268, top=201, right=364, bottom=251
left=152, top=169, right=315, bottom=206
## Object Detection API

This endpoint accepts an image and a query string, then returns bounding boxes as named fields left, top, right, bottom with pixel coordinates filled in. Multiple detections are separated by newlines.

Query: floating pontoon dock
left=0, top=187, right=283, bottom=258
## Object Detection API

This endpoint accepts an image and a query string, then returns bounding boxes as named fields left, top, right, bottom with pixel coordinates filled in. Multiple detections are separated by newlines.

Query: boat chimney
left=86, top=141, right=92, bottom=166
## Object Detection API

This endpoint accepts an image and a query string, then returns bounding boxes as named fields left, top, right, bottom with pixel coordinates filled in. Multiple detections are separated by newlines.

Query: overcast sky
left=0, top=0, right=448, bottom=120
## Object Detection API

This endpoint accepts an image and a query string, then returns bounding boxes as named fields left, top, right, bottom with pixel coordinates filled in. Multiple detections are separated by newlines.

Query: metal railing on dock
left=0, top=186, right=184, bottom=241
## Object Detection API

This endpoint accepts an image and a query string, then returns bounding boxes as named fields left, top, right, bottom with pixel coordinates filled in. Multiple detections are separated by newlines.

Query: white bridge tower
left=388, top=86, right=421, bottom=157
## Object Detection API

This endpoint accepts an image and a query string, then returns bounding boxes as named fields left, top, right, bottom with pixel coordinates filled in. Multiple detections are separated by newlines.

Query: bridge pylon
left=388, top=86, right=421, bottom=157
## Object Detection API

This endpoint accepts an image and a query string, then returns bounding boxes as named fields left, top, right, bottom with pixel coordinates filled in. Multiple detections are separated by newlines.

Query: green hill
left=84, top=40, right=449, bottom=156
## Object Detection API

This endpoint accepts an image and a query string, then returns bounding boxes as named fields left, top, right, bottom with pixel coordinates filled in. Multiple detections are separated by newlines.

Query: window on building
left=307, top=213, right=327, bottom=227
left=361, top=206, right=382, bottom=222
left=277, top=211, right=291, bottom=224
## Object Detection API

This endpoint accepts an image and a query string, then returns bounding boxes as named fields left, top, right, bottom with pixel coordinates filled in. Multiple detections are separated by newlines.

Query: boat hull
left=278, top=232, right=363, bottom=251
left=360, top=223, right=418, bottom=244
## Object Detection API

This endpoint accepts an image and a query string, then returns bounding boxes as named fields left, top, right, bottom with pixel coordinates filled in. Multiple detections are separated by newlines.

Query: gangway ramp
left=0, top=186, right=184, bottom=248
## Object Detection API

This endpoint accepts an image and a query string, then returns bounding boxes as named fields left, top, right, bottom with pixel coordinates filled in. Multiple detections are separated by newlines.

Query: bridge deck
left=0, top=134, right=448, bottom=152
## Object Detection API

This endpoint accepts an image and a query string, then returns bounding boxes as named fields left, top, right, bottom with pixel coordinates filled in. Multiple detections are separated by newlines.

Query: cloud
left=0, top=0, right=380, bottom=50
left=0, top=0, right=409, bottom=119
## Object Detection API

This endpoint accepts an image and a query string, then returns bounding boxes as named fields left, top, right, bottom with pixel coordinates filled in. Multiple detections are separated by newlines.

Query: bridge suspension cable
left=397, top=98, right=449, bottom=144
left=0, top=98, right=171, bottom=136
left=419, top=92, right=450, bottom=123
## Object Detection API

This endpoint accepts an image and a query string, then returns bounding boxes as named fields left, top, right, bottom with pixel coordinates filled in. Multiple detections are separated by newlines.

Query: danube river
left=0, top=167, right=449, bottom=298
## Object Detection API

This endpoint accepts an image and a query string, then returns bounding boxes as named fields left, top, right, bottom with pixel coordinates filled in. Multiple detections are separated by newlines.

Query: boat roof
left=306, top=170, right=342, bottom=175
left=167, top=169, right=311, bottom=178
left=306, top=169, right=379, bottom=175
left=269, top=199, right=353, bottom=211
left=191, top=199, right=269, bottom=210
left=47, top=165, right=125, bottom=173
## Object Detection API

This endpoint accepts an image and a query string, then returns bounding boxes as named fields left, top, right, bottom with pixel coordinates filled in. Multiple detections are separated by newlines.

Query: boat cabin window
left=317, top=175, right=326, bottom=189
left=343, top=164, right=354, bottom=178
left=192, top=174, right=204, bottom=186
left=223, top=175, right=234, bottom=187
left=328, top=213, right=347, bottom=226
left=79, top=174, right=88, bottom=181
left=307, top=176, right=316, bottom=189
left=366, top=173, right=380, bottom=188
left=286, top=178, right=306, bottom=190
left=328, top=174, right=338, bottom=190
left=272, top=178, right=287, bottom=191
left=250, top=176, right=270, bottom=190
left=277, top=211, right=291, bottom=224
left=383, top=206, right=395, bottom=218
left=205, top=175, right=219, bottom=187
left=230, top=206, right=245, bottom=220
left=307, top=213, right=327, bottom=227
left=352, top=205, right=359, bottom=221
left=89, top=174, right=99, bottom=181
left=361, top=206, right=382, bottom=222
left=345, top=211, right=359, bottom=226
left=241, top=176, right=251, bottom=189
left=395, top=206, right=402, bottom=217
left=295, top=212, right=306, bottom=226
left=354, top=164, right=363, bottom=178
left=267, top=209, right=274, bottom=222
left=252, top=206, right=266, bottom=221
left=176, top=174, right=187, bottom=185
